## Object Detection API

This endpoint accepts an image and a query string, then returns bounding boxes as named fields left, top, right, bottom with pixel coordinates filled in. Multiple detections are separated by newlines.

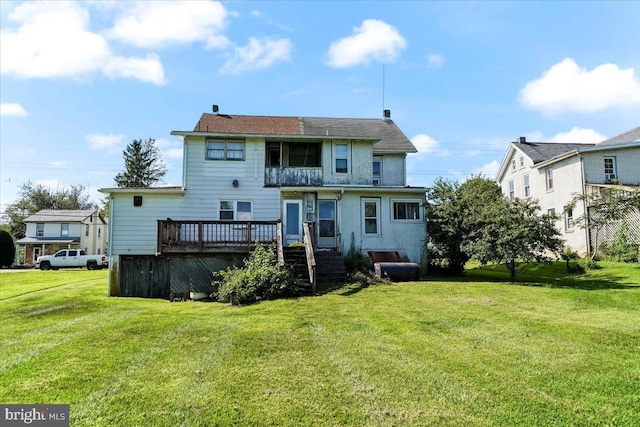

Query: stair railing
left=303, top=221, right=316, bottom=293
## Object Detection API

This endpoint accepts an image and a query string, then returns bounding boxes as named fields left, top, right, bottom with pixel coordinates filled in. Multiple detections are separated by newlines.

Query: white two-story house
left=16, top=209, right=108, bottom=266
left=100, top=112, right=427, bottom=297
left=496, top=125, right=640, bottom=255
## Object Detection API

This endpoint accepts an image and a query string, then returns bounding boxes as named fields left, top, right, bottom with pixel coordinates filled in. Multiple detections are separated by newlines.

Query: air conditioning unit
left=605, top=173, right=617, bottom=181
left=373, top=178, right=381, bottom=186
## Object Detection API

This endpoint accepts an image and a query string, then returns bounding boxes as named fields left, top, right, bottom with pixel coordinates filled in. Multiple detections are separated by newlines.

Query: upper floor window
left=546, top=169, right=554, bottom=191
left=373, top=156, right=382, bottom=185
left=36, top=223, right=44, bottom=237
left=207, top=140, right=244, bottom=160
left=61, top=223, right=69, bottom=237
left=523, top=174, right=530, bottom=198
left=508, top=180, right=515, bottom=200
left=98, top=228, right=102, bottom=239
left=335, top=144, right=348, bottom=173
left=519, top=155, right=525, bottom=168
left=604, top=157, right=617, bottom=181
left=85, top=224, right=90, bottom=237
left=393, top=200, right=421, bottom=221
left=511, top=158, right=516, bottom=171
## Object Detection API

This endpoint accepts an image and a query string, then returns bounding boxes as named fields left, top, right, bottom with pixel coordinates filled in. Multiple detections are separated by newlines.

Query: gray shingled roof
left=23, top=209, right=97, bottom=223
left=190, top=113, right=416, bottom=153
left=513, top=142, right=595, bottom=164
left=596, top=125, right=640, bottom=147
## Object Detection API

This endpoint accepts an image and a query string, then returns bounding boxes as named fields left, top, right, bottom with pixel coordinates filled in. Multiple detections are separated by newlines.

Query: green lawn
left=1, top=264, right=639, bottom=426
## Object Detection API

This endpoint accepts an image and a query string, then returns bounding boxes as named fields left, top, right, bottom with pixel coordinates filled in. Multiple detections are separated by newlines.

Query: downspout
left=579, top=156, right=590, bottom=255
left=107, top=194, right=116, bottom=296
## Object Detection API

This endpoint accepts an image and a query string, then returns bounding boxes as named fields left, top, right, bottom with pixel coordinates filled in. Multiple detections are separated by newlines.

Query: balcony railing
left=158, top=220, right=280, bottom=253
left=264, top=167, right=322, bottom=186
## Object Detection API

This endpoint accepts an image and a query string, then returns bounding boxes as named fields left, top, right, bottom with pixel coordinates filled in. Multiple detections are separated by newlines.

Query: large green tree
left=464, top=197, right=564, bottom=281
left=0, top=230, right=16, bottom=267
left=425, top=176, right=504, bottom=275
left=4, top=182, right=95, bottom=239
left=426, top=176, right=563, bottom=280
left=114, top=138, right=166, bottom=188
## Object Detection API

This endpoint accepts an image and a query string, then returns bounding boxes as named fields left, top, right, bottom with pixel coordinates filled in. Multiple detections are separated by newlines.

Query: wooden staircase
left=315, top=251, right=348, bottom=282
left=283, top=247, right=313, bottom=294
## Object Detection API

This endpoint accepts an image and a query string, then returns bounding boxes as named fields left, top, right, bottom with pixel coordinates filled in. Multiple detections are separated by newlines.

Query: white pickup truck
left=36, top=249, right=109, bottom=270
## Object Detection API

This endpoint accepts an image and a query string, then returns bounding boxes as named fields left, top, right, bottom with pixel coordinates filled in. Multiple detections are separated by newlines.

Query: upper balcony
left=265, top=167, right=323, bottom=186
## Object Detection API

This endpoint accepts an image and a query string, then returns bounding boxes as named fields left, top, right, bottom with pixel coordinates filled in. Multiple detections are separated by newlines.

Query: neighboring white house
left=100, top=112, right=427, bottom=297
left=16, top=209, right=108, bottom=266
left=496, top=126, right=640, bottom=255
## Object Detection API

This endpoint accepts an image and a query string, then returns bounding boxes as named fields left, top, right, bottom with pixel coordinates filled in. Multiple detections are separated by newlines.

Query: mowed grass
left=1, top=264, right=639, bottom=426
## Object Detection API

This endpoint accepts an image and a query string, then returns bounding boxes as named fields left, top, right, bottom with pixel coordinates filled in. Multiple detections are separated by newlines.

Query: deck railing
left=158, top=220, right=280, bottom=253
left=264, top=167, right=322, bottom=186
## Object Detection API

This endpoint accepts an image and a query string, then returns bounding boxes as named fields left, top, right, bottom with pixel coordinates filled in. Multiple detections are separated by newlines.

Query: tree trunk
left=507, top=260, right=517, bottom=282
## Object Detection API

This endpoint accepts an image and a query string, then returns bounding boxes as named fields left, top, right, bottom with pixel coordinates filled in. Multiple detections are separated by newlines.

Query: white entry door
left=283, top=200, right=302, bottom=245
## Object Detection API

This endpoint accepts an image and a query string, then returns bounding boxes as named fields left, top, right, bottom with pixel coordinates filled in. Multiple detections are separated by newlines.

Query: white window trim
left=219, top=200, right=253, bottom=220
left=373, top=156, right=382, bottom=185
left=508, top=179, right=515, bottom=200
left=519, top=155, right=525, bottom=169
left=546, top=168, right=554, bottom=192
left=361, top=197, right=381, bottom=236
left=523, top=173, right=530, bottom=198
left=511, top=158, right=516, bottom=171
left=604, top=156, right=617, bottom=181
left=334, top=142, right=350, bottom=175
left=565, top=208, right=574, bottom=231
left=390, top=199, right=422, bottom=222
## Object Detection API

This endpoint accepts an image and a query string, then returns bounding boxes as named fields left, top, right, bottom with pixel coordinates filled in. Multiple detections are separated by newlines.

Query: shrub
left=215, top=243, right=301, bottom=305
left=344, top=232, right=370, bottom=273
left=561, top=247, right=582, bottom=273
left=607, top=220, right=639, bottom=263
left=349, top=270, right=390, bottom=287
left=578, top=257, right=601, bottom=270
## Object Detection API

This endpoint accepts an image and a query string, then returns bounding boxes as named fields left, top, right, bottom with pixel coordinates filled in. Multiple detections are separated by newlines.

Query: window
left=393, top=201, right=420, bottom=220
left=206, top=140, right=245, bottom=160
left=519, top=155, right=525, bottom=168
left=373, top=156, right=382, bottom=185
left=68, top=250, right=77, bottom=256
left=511, top=158, right=516, bottom=171
left=85, top=224, right=89, bottom=237
left=220, top=201, right=234, bottom=220
left=133, top=195, right=143, bottom=206
left=98, top=228, right=101, bottom=239
left=547, top=208, right=556, bottom=218
left=61, top=223, right=69, bottom=237
left=36, top=223, right=44, bottom=237
left=523, top=174, right=530, bottom=198
left=362, top=198, right=380, bottom=235
left=604, top=157, right=617, bottom=181
left=219, top=201, right=252, bottom=220
left=546, top=169, right=554, bottom=191
left=565, top=208, right=574, bottom=230
left=335, top=144, right=348, bottom=173
left=508, top=180, right=515, bottom=200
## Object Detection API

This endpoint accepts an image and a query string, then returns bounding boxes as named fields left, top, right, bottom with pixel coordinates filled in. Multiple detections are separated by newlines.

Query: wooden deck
left=157, top=220, right=281, bottom=254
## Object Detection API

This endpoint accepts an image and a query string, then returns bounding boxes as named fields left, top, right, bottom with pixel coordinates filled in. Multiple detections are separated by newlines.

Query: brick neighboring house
left=496, top=126, right=640, bottom=255
left=16, top=209, right=108, bottom=265
left=100, top=111, right=427, bottom=297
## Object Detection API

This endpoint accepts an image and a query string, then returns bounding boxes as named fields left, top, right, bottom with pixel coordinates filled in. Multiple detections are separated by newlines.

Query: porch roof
left=16, top=237, right=80, bottom=245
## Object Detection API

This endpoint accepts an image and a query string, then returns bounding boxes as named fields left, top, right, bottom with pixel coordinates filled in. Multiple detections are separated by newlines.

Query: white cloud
left=0, top=2, right=166, bottom=85
left=220, top=37, right=292, bottom=75
left=108, top=1, right=230, bottom=49
left=155, top=138, right=183, bottom=159
left=411, top=134, right=450, bottom=156
left=474, top=160, right=500, bottom=178
left=549, top=127, right=607, bottom=143
left=86, top=133, right=126, bottom=152
left=427, top=53, right=445, bottom=69
left=326, top=19, right=406, bottom=68
left=519, top=58, right=640, bottom=114
left=0, top=103, right=27, bottom=117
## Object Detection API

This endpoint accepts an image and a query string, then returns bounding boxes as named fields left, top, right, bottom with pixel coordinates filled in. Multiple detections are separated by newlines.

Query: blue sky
left=2, top=1, right=639, bottom=215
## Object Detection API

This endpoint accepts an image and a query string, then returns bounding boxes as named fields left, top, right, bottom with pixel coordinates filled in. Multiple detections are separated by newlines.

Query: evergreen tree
left=114, top=138, right=166, bottom=188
